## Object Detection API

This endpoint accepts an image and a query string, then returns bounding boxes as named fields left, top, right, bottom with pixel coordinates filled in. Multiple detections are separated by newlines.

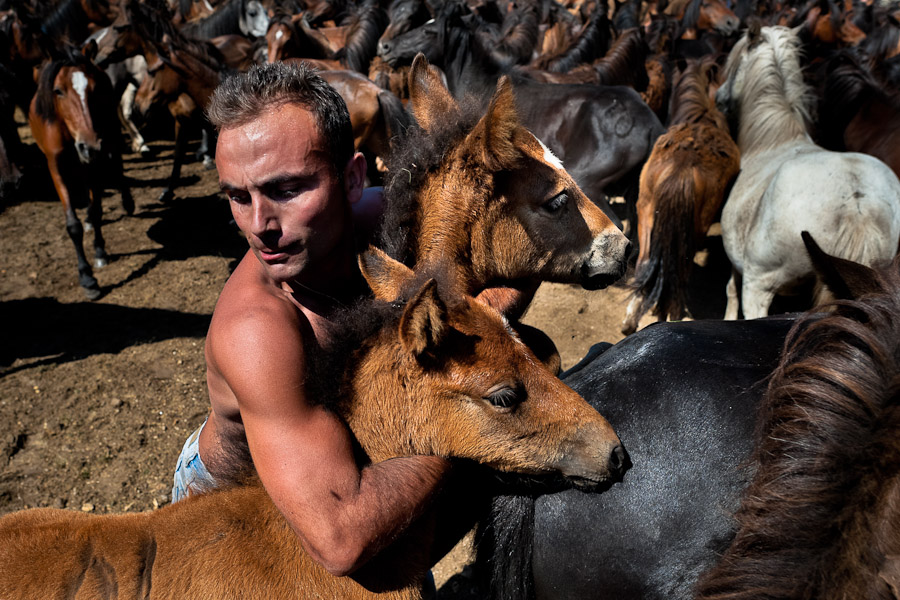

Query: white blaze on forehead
left=71, top=71, right=89, bottom=112
left=94, top=27, right=109, bottom=42
left=275, top=29, right=284, bottom=40
left=425, top=18, right=436, bottom=24
left=530, top=132, right=564, bottom=170
left=203, top=0, right=214, bottom=11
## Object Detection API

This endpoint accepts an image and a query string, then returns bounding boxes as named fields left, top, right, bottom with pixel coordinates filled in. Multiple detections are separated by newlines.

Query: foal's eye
left=485, top=386, right=525, bottom=411
left=543, top=192, right=568, bottom=214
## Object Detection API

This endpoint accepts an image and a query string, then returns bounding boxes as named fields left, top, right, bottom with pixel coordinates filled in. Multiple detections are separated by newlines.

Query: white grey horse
left=716, top=24, right=900, bottom=319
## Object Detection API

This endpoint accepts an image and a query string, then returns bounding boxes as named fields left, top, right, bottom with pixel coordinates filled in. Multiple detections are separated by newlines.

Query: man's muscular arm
left=208, top=299, right=449, bottom=576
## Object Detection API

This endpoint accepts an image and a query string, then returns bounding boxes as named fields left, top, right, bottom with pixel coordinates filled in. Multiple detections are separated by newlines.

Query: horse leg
left=620, top=293, right=644, bottom=336
left=740, top=275, right=776, bottom=320
left=119, top=82, right=151, bottom=156
left=160, top=116, right=188, bottom=203
left=87, top=185, right=109, bottom=269
left=724, top=268, right=742, bottom=320
left=196, top=125, right=215, bottom=170
left=48, top=157, right=101, bottom=299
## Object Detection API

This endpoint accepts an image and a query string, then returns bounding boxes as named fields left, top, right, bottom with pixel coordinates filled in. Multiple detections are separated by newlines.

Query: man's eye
left=226, top=192, right=249, bottom=204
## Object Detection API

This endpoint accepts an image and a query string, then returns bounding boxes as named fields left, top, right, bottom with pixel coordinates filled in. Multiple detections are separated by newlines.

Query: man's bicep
left=212, top=314, right=364, bottom=522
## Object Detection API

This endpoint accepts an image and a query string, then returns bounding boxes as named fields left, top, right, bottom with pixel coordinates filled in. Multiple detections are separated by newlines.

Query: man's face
left=216, top=103, right=352, bottom=285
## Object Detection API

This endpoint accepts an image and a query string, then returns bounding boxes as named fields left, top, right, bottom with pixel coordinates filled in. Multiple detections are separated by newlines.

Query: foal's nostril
left=608, top=444, right=629, bottom=478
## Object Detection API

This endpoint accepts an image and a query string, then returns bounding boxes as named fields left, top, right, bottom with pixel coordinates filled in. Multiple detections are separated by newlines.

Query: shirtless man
left=170, top=61, right=450, bottom=578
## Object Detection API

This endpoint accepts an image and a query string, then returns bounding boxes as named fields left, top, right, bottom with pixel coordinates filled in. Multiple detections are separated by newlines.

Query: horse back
left=479, top=316, right=796, bottom=600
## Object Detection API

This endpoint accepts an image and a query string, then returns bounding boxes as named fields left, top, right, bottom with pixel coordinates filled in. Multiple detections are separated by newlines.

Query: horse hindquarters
left=735, top=150, right=900, bottom=319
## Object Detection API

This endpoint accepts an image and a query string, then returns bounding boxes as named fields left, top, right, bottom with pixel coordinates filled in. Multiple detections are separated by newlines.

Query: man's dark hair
left=207, top=61, right=354, bottom=176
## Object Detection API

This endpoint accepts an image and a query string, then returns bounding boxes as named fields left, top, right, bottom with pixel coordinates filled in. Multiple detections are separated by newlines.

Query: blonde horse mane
left=723, top=26, right=815, bottom=153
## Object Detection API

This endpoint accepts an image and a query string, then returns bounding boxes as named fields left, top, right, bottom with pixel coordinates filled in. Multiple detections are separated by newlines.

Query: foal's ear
left=465, top=75, right=520, bottom=171
left=408, top=53, right=459, bottom=132
left=400, top=278, right=448, bottom=356
left=359, top=245, right=415, bottom=302
left=802, top=231, right=881, bottom=300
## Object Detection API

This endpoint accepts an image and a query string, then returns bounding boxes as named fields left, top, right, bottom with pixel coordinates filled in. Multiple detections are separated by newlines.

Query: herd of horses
left=2, top=0, right=900, bottom=597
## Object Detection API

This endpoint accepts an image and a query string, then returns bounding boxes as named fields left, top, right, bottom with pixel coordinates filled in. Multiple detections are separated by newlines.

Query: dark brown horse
left=819, top=50, right=900, bottom=181
left=695, top=236, right=900, bottom=600
left=29, top=47, right=133, bottom=299
left=621, top=57, right=739, bottom=335
left=0, top=249, right=624, bottom=600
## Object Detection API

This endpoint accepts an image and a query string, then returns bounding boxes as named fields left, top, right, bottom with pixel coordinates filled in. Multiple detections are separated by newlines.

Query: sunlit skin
left=198, top=101, right=450, bottom=577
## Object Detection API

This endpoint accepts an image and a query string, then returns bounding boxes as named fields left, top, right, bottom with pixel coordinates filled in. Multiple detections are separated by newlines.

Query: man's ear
left=343, top=152, right=367, bottom=204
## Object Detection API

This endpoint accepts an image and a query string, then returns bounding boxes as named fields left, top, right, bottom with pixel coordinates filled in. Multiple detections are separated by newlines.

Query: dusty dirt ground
left=0, top=115, right=739, bottom=596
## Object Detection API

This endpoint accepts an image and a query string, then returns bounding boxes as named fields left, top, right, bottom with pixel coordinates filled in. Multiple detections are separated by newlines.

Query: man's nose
left=250, top=196, right=279, bottom=236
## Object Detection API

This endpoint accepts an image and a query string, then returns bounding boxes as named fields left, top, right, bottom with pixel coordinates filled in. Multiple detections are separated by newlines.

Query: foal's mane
left=696, top=255, right=900, bottom=599
left=377, top=100, right=482, bottom=265
left=723, top=26, right=814, bottom=151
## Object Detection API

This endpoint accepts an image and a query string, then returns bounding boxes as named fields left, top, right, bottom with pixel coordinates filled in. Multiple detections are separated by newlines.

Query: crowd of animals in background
left=2, top=0, right=900, bottom=314
left=2, top=0, right=900, bottom=597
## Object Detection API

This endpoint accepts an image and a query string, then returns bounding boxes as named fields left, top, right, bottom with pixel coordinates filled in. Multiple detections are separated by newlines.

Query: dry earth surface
left=0, top=116, right=740, bottom=597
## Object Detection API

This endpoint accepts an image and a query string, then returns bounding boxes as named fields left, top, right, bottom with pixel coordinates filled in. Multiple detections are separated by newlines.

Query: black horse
left=378, top=0, right=664, bottom=231
left=475, top=314, right=797, bottom=599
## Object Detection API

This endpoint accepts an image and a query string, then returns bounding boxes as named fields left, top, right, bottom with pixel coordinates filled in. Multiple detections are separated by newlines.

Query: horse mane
left=613, top=0, right=642, bottom=32
left=537, top=13, right=614, bottom=73
left=490, top=4, right=540, bottom=66
left=377, top=99, right=481, bottom=265
left=180, top=0, right=246, bottom=39
left=127, top=0, right=227, bottom=70
left=37, top=0, right=91, bottom=42
left=723, top=26, right=814, bottom=152
left=819, top=50, right=889, bottom=148
left=695, top=254, right=900, bottom=599
left=334, top=0, right=388, bottom=73
left=33, top=48, right=95, bottom=124
left=669, top=58, right=724, bottom=127
left=860, top=20, right=900, bottom=64
left=592, top=27, right=650, bottom=89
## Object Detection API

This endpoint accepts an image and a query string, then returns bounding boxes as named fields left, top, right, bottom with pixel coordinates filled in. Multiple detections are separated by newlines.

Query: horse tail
left=630, top=163, right=696, bottom=323
left=474, top=494, right=537, bottom=600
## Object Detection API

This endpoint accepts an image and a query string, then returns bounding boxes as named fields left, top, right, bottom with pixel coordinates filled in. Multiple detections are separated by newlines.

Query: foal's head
left=381, top=54, right=630, bottom=294
left=336, top=248, right=628, bottom=488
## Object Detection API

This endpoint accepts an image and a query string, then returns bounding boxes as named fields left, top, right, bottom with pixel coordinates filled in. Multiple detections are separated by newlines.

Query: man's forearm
left=302, top=454, right=451, bottom=575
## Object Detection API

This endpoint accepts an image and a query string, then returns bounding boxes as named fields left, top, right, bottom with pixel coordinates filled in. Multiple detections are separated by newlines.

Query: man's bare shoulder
left=207, top=252, right=309, bottom=377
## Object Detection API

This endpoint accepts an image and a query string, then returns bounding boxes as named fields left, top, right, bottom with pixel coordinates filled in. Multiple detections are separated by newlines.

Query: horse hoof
left=82, top=285, right=103, bottom=301
left=85, top=221, right=94, bottom=232
left=158, top=189, right=175, bottom=203
left=202, top=156, right=216, bottom=170
left=138, top=145, right=152, bottom=156
left=94, top=256, right=108, bottom=268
